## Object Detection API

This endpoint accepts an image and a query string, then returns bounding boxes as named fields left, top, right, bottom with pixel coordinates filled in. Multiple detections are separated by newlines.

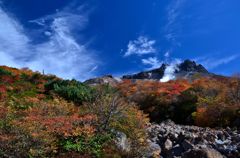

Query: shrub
left=0, top=126, right=46, bottom=158
left=20, top=73, right=30, bottom=80
left=81, top=92, right=149, bottom=157
left=0, top=104, right=46, bottom=158
left=228, top=75, right=240, bottom=105
left=45, top=79, right=94, bottom=104
left=192, top=77, right=240, bottom=127
left=117, top=79, right=191, bottom=124
left=0, top=67, right=12, bottom=76
left=195, top=97, right=239, bottom=127
left=173, top=88, right=198, bottom=124
left=10, top=98, right=97, bottom=157
left=60, top=134, right=112, bottom=157
left=7, top=96, right=34, bottom=110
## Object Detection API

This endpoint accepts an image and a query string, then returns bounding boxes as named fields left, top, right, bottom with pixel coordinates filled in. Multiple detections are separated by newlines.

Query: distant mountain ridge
left=122, top=59, right=212, bottom=81
left=84, top=59, right=214, bottom=86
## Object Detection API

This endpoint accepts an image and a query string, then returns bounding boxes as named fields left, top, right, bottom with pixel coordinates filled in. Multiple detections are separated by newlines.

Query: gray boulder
left=182, top=148, right=225, bottom=158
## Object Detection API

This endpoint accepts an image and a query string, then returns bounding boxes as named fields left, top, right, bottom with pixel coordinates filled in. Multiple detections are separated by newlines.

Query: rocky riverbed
left=147, top=120, right=240, bottom=158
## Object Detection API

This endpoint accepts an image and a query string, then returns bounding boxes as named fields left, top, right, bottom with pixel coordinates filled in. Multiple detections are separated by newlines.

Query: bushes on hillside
left=117, top=80, right=194, bottom=124
left=0, top=68, right=12, bottom=76
left=118, top=78, right=240, bottom=127
left=60, top=134, right=112, bottom=157
left=4, top=98, right=98, bottom=157
left=192, top=77, right=240, bottom=127
left=80, top=89, right=150, bottom=157
left=0, top=66, right=150, bottom=157
left=45, top=79, right=94, bottom=104
left=1, top=65, right=240, bottom=157
left=172, top=88, right=198, bottom=124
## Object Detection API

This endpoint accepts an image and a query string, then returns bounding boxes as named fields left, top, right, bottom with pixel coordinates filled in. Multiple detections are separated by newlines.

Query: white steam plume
left=160, top=59, right=181, bottom=82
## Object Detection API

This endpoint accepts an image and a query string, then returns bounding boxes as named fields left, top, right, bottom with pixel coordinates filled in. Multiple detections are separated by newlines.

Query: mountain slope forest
left=0, top=65, right=239, bottom=158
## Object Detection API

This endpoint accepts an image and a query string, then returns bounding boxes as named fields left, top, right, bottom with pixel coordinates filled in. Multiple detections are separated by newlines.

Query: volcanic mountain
left=84, top=59, right=214, bottom=86
left=122, top=59, right=213, bottom=81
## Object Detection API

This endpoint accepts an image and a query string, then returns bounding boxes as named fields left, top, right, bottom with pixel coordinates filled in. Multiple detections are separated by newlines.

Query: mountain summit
left=122, top=59, right=211, bottom=81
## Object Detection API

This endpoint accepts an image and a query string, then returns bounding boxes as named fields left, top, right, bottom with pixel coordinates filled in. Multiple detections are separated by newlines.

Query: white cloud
left=90, top=65, right=98, bottom=72
left=124, top=36, right=156, bottom=57
left=166, top=0, right=185, bottom=28
left=142, top=57, right=162, bottom=69
left=195, top=54, right=239, bottom=69
left=160, top=59, right=181, bottom=82
left=0, top=4, right=98, bottom=80
left=164, top=51, right=170, bottom=58
left=0, top=8, right=29, bottom=63
left=165, top=0, right=185, bottom=45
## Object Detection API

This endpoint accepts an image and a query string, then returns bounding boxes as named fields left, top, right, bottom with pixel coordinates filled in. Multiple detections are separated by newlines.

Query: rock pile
left=147, top=120, right=240, bottom=158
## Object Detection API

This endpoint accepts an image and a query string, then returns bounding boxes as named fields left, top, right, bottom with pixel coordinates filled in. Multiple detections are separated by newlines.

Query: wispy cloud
left=166, top=0, right=185, bottom=28
left=195, top=54, right=239, bottom=69
left=0, top=4, right=98, bottom=80
left=164, top=51, right=170, bottom=58
left=165, top=0, right=185, bottom=46
left=124, top=36, right=156, bottom=57
left=141, top=57, right=162, bottom=69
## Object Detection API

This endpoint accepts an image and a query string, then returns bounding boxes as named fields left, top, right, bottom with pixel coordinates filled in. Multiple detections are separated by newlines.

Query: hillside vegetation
left=0, top=66, right=148, bottom=157
left=118, top=77, right=240, bottom=127
left=0, top=66, right=239, bottom=157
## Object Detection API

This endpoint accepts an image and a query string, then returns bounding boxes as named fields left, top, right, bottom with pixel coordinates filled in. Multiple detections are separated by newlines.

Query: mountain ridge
left=84, top=59, right=217, bottom=85
left=122, top=59, right=212, bottom=81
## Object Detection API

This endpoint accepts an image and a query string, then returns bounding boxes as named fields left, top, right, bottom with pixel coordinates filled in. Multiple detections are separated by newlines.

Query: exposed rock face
left=122, top=59, right=211, bottom=81
left=84, top=75, right=121, bottom=86
left=177, top=60, right=208, bottom=73
left=115, top=131, right=130, bottom=152
left=147, top=120, right=240, bottom=158
left=123, top=64, right=166, bottom=80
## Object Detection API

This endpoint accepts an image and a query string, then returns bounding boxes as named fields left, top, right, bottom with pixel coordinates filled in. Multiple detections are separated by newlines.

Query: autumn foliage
left=0, top=65, right=239, bottom=157
left=0, top=66, right=150, bottom=157
left=118, top=77, right=240, bottom=127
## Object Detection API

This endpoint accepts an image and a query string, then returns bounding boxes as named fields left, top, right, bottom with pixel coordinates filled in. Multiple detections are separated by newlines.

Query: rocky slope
left=84, top=75, right=121, bottom=86
left=147, top=120, right=240, bottom=158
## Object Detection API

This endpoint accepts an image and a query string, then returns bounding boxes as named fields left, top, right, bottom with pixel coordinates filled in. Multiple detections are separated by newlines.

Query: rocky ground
left=147, top=120, right=240, bottom=158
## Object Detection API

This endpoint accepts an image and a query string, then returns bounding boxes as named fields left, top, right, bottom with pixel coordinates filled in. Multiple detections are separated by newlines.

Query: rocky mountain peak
left=84, top=60, right=212, bottom=85
left=122, top=59, right=211, bottom=81
left=177, top=59, right=208, bottom=73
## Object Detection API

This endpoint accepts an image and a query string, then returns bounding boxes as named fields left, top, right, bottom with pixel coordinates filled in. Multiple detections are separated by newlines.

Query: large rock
left=164, top=139, right=173, bottom=151
left=182, top=148, right=224, bottom=158
left=147, top=141, right=161, bottom=158
left=115, top=131, right=130, bottom=152
left=181, top=140, right=194, bottom=151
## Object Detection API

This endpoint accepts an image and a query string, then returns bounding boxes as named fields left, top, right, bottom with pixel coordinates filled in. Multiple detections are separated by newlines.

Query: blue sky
left=0, top=0, right=239, bottom=80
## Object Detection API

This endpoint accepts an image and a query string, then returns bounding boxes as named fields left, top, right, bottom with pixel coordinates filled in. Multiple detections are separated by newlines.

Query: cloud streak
left=195, top=54, right=239, bottom=70
left=124, top=36, right=156, bottom=57
left=0, top=4, right=98, bottom=80
left=141, top=57, right=162, bottom=69
left=165, top=0, right=185, bottom=46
